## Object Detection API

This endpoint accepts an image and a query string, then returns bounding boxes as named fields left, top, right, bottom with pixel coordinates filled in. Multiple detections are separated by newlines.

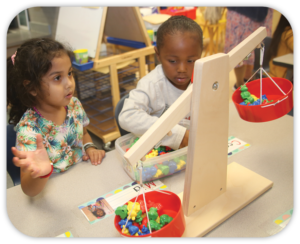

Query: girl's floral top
left=15, top=97, right=89, bottom=173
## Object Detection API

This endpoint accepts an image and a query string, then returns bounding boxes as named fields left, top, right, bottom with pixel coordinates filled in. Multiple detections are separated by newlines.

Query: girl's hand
left=11, top=134, right=52, bottom=178
left=84, top=148, right=106, bottom=165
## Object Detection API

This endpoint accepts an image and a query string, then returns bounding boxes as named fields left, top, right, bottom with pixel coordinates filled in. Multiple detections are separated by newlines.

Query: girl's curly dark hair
left=7, top=37, right=74, bottom=125
left=156, top=15, right=203, bottom=51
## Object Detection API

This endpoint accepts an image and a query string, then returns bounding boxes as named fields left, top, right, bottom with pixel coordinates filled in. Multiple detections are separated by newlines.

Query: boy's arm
left=119, top=88, right=159, bottom=136
left=119, top=87, right=187, bottom=150
left=160, top=123, right=187, bottom=149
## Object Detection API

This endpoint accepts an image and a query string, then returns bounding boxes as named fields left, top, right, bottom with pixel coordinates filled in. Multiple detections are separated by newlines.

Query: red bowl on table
left=114, top=190, right=186, bottom=237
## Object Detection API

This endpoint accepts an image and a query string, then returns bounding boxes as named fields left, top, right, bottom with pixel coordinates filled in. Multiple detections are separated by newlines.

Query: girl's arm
left=82, top=126, right=93, bottom=145
left=12, top=134, right=52, bottom=197
left=82, top=127, right=105, bottom=165
left=75, top=96, right=105, bottom=165
left=19, top=171, right=50, bottom=197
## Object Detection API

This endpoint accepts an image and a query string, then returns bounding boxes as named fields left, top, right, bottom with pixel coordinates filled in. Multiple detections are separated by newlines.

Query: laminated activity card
left=78, top=180, right=167, bottom=224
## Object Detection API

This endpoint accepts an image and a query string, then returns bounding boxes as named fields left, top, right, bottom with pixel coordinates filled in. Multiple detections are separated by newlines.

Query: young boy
left=119, top=16, right=203, bottom=150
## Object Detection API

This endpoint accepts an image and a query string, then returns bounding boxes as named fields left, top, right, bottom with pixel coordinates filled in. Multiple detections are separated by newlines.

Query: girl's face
left=96, top=209, right=105, bottom=217
left=37, top=53, right=75, bottom=109
left=155, top=31, right=202, bottom=90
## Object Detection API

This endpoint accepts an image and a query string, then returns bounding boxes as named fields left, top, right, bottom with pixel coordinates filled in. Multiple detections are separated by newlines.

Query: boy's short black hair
left=156, top=15, right=203, bottom=50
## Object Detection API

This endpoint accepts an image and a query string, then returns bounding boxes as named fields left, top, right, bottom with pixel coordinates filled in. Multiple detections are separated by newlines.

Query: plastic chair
left=7, top=124, right=21, bottom=186
left=115, top=94, right=130, bottom=136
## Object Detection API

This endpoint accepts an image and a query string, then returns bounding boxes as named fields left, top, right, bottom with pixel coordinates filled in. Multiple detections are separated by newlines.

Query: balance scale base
left=178, top=162, right=273, bottom=237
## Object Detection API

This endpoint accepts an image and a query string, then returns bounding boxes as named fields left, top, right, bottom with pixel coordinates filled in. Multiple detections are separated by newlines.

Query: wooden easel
left=86, top=7, right=156, bottom=143
left=124, top=27, right=273, bottom=237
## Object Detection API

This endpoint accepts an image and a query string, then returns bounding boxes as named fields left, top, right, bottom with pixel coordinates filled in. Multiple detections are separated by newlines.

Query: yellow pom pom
left=154, top=169, right=163, bottom=178
left=251, top=94, right=258, bottom=101
left=156, top=215, right=160, bottom=223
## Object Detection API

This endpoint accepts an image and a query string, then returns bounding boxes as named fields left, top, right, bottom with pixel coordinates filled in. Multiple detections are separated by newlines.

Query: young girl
left=7, top=38, right=105, bottom=197
left=119, top=16, right=203, bottom=150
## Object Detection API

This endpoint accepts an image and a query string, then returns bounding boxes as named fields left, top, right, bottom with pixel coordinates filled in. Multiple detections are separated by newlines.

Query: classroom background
left=6, top=6, right=291, bottom=186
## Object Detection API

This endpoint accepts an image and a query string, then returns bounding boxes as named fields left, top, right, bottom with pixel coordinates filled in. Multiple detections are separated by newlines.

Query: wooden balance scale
left=123, top=27, right=273, bottom=237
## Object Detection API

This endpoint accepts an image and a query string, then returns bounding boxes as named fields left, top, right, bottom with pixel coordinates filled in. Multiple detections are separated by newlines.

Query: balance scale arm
left=228, top=27, right=267, bottom=71
left=124, top=27, right=267, bottom=167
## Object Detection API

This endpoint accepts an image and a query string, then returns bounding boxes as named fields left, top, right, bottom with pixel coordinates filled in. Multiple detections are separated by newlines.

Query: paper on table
left=106, top=180, right=165, bottom=210
left=228, top=136, right=251, bottom=156
left=78, top=180, right=167, bottom=224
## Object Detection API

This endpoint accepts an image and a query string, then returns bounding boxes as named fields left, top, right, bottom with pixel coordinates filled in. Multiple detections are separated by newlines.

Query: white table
left=272, top=53, right=294, bottom=88
left=272, top=53, right=293, bottom=69
left=6, top=102, right=294, bottom=238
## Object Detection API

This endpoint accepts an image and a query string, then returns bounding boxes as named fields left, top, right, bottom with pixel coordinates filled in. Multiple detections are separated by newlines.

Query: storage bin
left=72, top=60, right=94, bottom=71
left=144, top=22, right=160, bottom=43
left=106, top=37, right=146, bottom=49
left=160, top=7, right=197, bottom=20
left=115, top=120, right=189, bottom=182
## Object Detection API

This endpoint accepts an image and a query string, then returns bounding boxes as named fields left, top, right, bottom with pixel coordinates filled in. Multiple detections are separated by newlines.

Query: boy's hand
left=84, top=148, right=106, bottom=165
left=11, top=134, right=52, bottom=178
left=179, top=130, right=189, bottom=149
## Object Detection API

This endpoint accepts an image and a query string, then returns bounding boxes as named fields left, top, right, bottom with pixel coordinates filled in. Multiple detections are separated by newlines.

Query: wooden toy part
left=228, top=27, right=267, bottom=71
left=181, top=27, right=272, bottom=236
left=182, top=53, right=229, bottom=216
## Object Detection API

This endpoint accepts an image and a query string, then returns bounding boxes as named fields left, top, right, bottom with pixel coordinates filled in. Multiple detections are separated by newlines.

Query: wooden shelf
left=88, top=7, right=155, bottom=143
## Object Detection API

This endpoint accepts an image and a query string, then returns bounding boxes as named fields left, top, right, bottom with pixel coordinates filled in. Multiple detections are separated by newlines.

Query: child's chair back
left=115, top=94, right=130, bottom=136
left=7, top=124, right=20, bottom=186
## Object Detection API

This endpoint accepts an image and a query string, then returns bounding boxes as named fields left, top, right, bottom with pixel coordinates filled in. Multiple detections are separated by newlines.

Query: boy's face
left=155, top=31, right=202, bottom=90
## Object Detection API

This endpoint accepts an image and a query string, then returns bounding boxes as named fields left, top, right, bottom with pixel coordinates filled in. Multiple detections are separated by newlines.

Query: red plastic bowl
left=114, top=190, right=186, bottom=237
left=232, top=77, right=293, bottom=122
